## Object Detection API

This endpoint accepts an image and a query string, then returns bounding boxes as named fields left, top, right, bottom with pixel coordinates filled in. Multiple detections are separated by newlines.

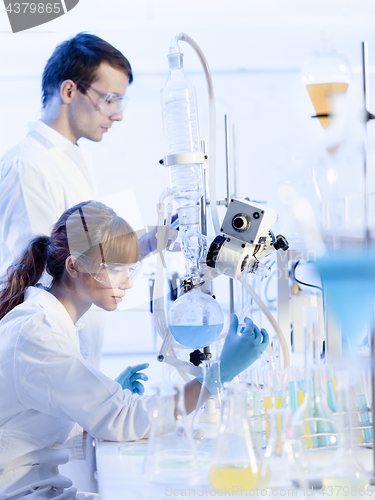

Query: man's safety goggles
left=79, top=81, right=129, bottom=117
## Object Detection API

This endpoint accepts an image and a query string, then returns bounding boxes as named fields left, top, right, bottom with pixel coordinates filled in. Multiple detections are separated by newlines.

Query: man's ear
left=66, top=255, right=79, bottom=279
left=60, top=80, right=76, bottom=104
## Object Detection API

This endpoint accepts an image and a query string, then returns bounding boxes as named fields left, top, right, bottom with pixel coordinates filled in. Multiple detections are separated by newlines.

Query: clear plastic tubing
left=172, top=33, right=220, bottom=234
left=240, top=276, right=290, bottom=368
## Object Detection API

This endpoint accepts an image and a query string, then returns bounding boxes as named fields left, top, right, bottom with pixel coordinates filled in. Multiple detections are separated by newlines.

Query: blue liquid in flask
left=169, top=324, right=223, bottom=349
left=316, top=249, right=375, bottom=352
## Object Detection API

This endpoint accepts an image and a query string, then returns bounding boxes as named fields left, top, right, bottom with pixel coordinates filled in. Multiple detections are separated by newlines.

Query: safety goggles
left=76, top=207, right=141, bottom=289
left=79, top=81, right=129, bottom=116
left=93, top=261, right=141, bottom=289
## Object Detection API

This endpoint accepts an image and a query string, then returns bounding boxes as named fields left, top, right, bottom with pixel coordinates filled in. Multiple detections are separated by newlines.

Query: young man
left=0, top=33, right=134, bottom=494
left=0, top=32, right=132, bottom=278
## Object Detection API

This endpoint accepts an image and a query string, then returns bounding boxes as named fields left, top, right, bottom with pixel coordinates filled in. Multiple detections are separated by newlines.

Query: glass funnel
left=168, top=287, right=223, bottom=349
left=316, top=248, right=375, bottom=355
left=209, top=383, right=264, bottom=493
left=302, top=35, right=351, bottom=129
left=142, top=384, right=200, bottom=485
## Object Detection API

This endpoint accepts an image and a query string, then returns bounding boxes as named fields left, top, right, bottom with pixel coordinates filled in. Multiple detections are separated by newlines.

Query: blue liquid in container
left=316, top=250, right=375, bottom=352
left=169, top=324, right=223, bottom=349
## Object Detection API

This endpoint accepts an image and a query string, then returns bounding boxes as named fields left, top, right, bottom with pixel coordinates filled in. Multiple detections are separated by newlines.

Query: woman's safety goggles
left=79, top=81, right=129, bottom=117
left=93, top=261, right=141, bottom=289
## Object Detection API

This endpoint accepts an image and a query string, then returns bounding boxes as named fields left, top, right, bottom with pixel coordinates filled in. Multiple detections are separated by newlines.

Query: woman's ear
left=65, top=255, right=79, bottom=279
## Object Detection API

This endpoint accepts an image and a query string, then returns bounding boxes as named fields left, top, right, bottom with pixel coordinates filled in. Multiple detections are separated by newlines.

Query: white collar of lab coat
left=24, top=285, right=85, bottom=331
left=27, top=120, right=93, bottom=169
left=27, top=120, right=77, bottom=149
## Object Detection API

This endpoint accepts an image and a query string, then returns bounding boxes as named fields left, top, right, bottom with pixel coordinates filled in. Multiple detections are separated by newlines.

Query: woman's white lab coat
left=0, top=287, right=175, bottom=499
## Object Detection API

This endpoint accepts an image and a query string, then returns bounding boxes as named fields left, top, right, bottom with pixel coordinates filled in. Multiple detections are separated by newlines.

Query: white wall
left=1, top=1, right=375, bottom=365
left=1, top=1, right=375, bottom=233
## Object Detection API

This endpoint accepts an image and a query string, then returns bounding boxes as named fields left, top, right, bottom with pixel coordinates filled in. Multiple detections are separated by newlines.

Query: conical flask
left=322, top=369, right=370, bottom=496
left=168, top=287, right=224, bottom=349
left=291, top=365, right=338, bottom=487
left=192, top=359, right=222, bottom=440
left=258, top=408, right=306, bottom=490
left=209, top=383, right=264, bottom=493
left=142, top=383, right=200, bottom=485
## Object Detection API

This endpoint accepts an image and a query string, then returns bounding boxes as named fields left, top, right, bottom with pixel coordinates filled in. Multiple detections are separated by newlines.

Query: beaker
left=142, top=384, right=200, bottom=485
left=322, top=369, right=370, bottom=497
left=291, top=365, right=338, bottom=487
left=262, top=367, right=288, bottom=440
left=168, top=287, right=223, bottom=349
left=258, top=408, right=306, bottom=490
left=192, top=360, right=222, bottom=440
left=209, top=383, right=264, bottom=493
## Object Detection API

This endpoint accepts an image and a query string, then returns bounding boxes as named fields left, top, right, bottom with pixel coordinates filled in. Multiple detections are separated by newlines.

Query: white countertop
left=95, top=439, right=375, bottom=499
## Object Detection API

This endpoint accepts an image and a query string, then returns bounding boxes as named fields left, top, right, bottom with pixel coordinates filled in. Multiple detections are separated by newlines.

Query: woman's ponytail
left=0, top=236, right=50, bottom=320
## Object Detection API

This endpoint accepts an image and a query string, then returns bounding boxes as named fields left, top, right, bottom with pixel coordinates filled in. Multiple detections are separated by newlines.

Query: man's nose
left=110, top=110, right=123, bottom=122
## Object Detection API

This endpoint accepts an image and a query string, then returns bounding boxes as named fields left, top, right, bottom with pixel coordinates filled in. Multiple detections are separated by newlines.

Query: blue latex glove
left=115, top=363, right=149, bottom=395
left=198, top=315, right=269, bottom=393
left=139, top=214, right=179, bottom=259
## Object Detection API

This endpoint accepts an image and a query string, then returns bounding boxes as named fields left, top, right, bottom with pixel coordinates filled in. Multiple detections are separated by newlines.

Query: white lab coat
left=0, top=120, right=97, bottom=277
left=0, top=287, right=175, bottom=500
left=0, top=120, right=106, bottom=370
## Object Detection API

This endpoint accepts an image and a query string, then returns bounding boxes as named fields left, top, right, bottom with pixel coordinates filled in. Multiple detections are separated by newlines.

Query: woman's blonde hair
left=0, top=200, right=139, bottom=320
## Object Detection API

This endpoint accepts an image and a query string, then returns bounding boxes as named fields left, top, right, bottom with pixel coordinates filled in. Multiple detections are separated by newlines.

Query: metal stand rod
left=233, top=124, right=238, bottom=199
left=372, top=323, right=375, bottom=480
left=362, top=41, right=371, bottom=243
left=362, top=41, right=375, bottom=481
left=200, top=140, right=207, bottom=236
left=225, top=114, right=235, bottom=314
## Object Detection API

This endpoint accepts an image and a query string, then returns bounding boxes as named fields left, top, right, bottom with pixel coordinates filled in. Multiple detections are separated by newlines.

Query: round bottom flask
left=168, top=287, right=223, bottom=349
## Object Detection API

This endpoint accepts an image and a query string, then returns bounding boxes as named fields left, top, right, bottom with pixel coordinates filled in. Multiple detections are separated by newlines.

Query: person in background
left=0, top=32, right=132, bottom=278
left=0, top=32, right=159, bottom=369
left=0, top=32, right=160, bottom=494
left=0, top=200, right=269, bottom=500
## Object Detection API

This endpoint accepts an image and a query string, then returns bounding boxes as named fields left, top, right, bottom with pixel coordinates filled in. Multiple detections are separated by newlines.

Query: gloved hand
left=219, top=315, right=269, bottom=383
left=139, top=214, right=179, bottom=259
left=198, top=315, right=269, bottom=394
left=116, top=363, right=149, bottom=395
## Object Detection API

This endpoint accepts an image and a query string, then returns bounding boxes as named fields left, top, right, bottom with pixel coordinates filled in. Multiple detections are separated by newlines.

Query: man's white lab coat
left=0, top=120, right=97, bottom=276
left=0, top=287, right=175, bottom=499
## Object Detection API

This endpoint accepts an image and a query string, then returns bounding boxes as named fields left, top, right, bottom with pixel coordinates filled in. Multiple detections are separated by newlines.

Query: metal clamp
left=181, top=275, right=205, bottom=293
left=159, top=152, right=208, bottom=167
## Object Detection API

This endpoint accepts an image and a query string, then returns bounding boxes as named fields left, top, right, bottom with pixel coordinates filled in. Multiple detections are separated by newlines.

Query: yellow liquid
left=264, top=396, right=272, bottom=438
left=297, top=389, right=304, bottom=406
left=306, top=82, right=349, bottom=128
left=303, top=405, right=314, bottom=449
left=209, top=465, right=262, bottom=492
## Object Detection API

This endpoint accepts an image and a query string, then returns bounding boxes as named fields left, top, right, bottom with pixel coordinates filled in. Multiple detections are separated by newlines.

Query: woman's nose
left=118, top=277, right=133, bottom=290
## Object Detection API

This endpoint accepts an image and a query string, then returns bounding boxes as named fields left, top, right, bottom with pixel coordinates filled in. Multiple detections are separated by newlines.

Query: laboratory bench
left=95, top=439, right=375, bottom=499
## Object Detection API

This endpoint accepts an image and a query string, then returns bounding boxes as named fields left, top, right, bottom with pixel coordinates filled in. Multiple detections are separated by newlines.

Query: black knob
left=190, top=350, right=203, bottom=366
left=274, top=234, right=289, bottom=251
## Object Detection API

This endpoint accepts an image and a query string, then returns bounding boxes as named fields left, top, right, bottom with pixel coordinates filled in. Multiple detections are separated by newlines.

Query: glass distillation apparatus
left=154, top=33, right=291, bottom=382
left=159, top=36, right=224, bottom=353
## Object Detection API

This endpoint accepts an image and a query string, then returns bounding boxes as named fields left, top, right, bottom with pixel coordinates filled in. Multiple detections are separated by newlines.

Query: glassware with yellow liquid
left=209, top=383, right=264, bottom=493
left=302, top=35, right=350, bottom=129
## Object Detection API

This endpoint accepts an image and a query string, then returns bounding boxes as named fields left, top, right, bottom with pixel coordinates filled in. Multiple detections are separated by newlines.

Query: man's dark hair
left=41, top=32, right=133, bottom=108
